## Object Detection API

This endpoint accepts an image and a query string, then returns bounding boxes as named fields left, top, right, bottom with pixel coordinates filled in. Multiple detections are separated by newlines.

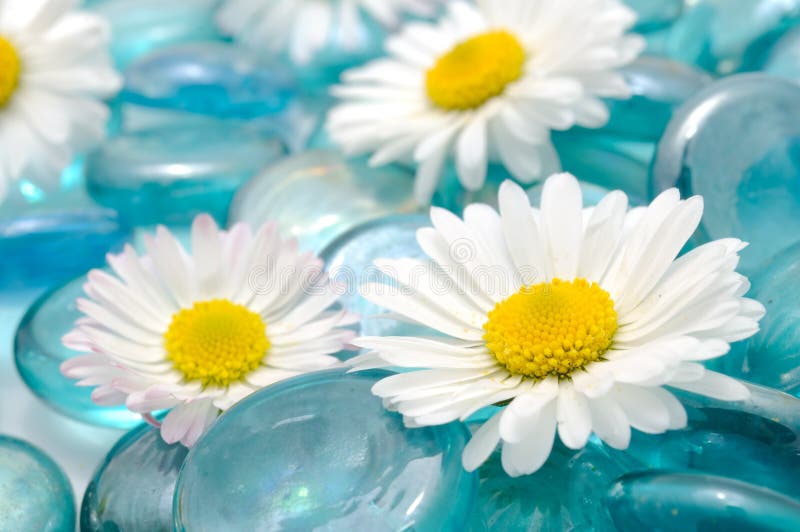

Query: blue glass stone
left=606, top=470, right=800, bottom=530
left=122, top=43, right=297, bottom=119
left=626, top=0, right=684, bottom=32
left=0, top=436, right=75, bottom=531
left=624, top=383, right=800, bottom=501
left=87, top=124, right=286, bottom=227
left=651, top=74, right=800, bottom=272
left=717, top=242, right=800, bottom=395
left=604, top=57, right=712, bottom=141
left=553, top=129, right=654, bottom=203
left=89, top=0, right=224, bottom=70
left=469, top=439, right=641, bottom=531
left=755, top=26, right=800, bottom=78
left=174, top=369, right=476, bottom=531
left=321, top=214, right=430, bottom=339
left=229, top=150, right=420, bottom=253
left=15, top=275, right=142, bottom=428
left=82, top=423, right=186, bottom=531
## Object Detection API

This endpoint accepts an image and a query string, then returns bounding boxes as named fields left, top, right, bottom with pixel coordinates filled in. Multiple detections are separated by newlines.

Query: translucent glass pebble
left=82, top=423, right=187, bottom=532
left=87, top=124, right=286, bottom=227
left=90, top=0, right=223, bottom=69
left=651, top=74, right=800, bottom=272
left=122, top=43, right=297, bottom=119
left=604, top=57, right=712, bottom=141
left=606, top=471, right=800, bottom=531
left=469, top=439, right=641, bottom=531
left=174, top=369, right=476, bottom=531
left=627, top=0, right=684, bottom=31
left=624, top=383, right=800, bottom=501
left=229, top=150, right=419, bottom=253
left=15, top=275, right=142, bottom=428
left=321, top=215, right=429, bottom=338
left=0, top=436, right=75, bottom=532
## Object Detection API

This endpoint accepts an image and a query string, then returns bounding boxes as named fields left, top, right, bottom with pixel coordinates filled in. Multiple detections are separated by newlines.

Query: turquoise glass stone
left=469, top=439, right=641, bottom=531
left=626, top=0, right=684, bottom=31
left=321, top=214, right=429, bottom=338
left=718, top=242, right=800, bottom=395
left=229, top=150, right=420, bottom=253
left=0, top=436, right=75, bottom=531
left=122, top=43, right=297, bottom=119
left=604, top=57, right=712, bottom=141
left=624, top=383, right=800, bottom=501
left=755, top=26, right=800, bottom=78
left=82, top=423, right=186, bottom=532
left=86, top=124, right=286, bottom=227
left=90, top=0, right=223, bottom=70
left=651, top=74, right=800, bottom=272
left=14, top=275, right=142, bottom=428
left=606, top=471, right=800, bottom=530
left=174, top=369, right=476, bottom=531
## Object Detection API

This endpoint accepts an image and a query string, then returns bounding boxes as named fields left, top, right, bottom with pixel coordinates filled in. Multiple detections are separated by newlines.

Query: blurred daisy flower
left=216, top=0, right=442, bottom=66
left=351, top=173, right=764, bottom=476
left=62, top=215, right=357, bottom=447
left=0, top=0, right=120, bottom=201
left=327, top=0, right=645, bottom=204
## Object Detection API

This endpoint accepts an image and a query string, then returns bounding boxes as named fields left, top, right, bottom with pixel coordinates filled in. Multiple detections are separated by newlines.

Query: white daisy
left=216, top=0, right=441, bottom=66
left=61, top=214, right=357, bottom=447
left=350, top=173, right=765, bottom=476
left=326, top=0, right=645, bottom=204
left=0, top=0, right=120, bottom=201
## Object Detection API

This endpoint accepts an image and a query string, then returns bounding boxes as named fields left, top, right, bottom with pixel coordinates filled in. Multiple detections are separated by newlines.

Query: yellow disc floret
left=426, top=30, right=525, bottom=111
left=0, top=36, right=21, bottom=108
left=483, top=279, right=618, bottom=380
left=164, top=299, right=269, bottom=387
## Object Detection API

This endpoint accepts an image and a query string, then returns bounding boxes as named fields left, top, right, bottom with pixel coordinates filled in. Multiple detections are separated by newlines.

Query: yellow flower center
left=164, top=299, right=270, bottom=388
left=0, top=36, right=21, bottom=108
left=483, top=279, right=618, bottom=380
left=425, top=30, right=525, bottom=111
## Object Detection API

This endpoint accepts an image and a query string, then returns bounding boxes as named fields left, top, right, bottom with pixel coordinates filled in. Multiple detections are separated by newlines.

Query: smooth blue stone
left=651, top=74, right=800, bottom=272
left=82, top=423, right=186, bottom=532
left=228, top=150, right=420, bottom=253
left=321, top=214, right=430, bottom=339
left=87, top=124, right=286, bottom=227
left=89, top=0, right=224, bottom=70
left=174, top=369, right=476, bottom=531
left=469, top=439, right=641, bottom=531
left=553, top=129, right=654, bottom=203
left=604, top=57, right=712, bottom=141
left=624, top=383, right=800, bottom=501
left=606, top=470, right=800, bottom=531
left=0, top=436, right=75, bottom=531
left=626, top=0, right=684, bottom=31
left=122, top=43, right=297, bottom=119
left=755, top=26, right=800, bottom=78
left=14, top=275, right=142, bottom=429
left=717, top=242, right=800, bottom=395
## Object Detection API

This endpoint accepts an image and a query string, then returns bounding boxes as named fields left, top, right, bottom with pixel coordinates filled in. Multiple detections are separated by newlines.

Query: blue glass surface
left=0, top=436, right=75, bottom=531
left=89, top=0, right=224, bottom=70
left=625, top=384, right=800, bottom=501
left=717, top=242, right=800, bottom=395
left=174, top=369, right=476, bottom=531
left=626, top=0, right=684, bottom=32
left=87, top=124, right=286, bottom=227
left=122, top=42, right=297, bottom=119
left=469, top=439, right=641, bottom=531
left=228, top=150, right=420, bottom=253
left=82, top=422, right=186, bottom=532
left=753, top=26, right=800, bottom=78
left=14, top=275, right=142, bottom=429
left=604, top=57, right=712, bottom=141
left=606, top=470, right=800, bottom=530
left=651, top=74, right=800, bottom=272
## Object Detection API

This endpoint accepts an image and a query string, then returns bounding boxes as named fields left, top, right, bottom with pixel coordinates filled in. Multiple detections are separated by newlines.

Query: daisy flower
left=216, top=0, right=442, bottom=66
left=61, top=215, right=356, bottom=447
left=326, top=0, right=645, bottom=204
left=350, top=173, right=765, bottom=476
left=0, top=0, right=120, bottom=200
